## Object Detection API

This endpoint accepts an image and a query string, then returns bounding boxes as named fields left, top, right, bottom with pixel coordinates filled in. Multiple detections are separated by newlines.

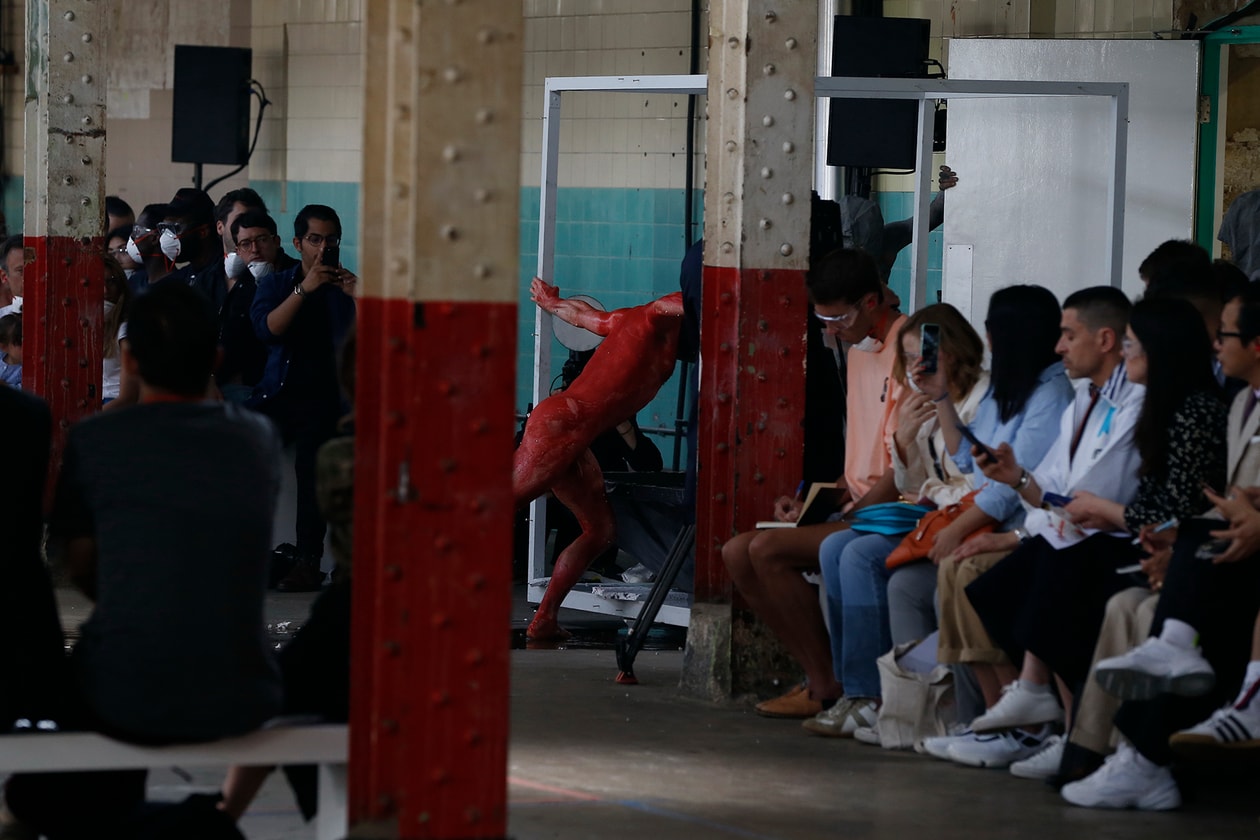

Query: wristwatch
left=1011, top=468, right=1030, bottom=490
left=1013, top=526, right=1031, bottom=542
left=292, top=283, right=307, bottom=298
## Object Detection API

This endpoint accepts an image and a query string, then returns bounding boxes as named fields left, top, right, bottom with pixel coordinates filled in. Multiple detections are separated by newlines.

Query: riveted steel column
left=24, top=0, right=105, bottom=456
left=683, top=1, right=816, bottom=700
left=352, top=2, right=520, bottom=837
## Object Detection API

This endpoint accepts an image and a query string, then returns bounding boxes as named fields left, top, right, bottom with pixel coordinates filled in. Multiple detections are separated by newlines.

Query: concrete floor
left=48, top=588, right=1260, bottom=839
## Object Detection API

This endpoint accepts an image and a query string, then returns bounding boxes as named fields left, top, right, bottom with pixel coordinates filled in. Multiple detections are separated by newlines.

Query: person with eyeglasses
left=121, top=203, right=173, bottom=295
left=721, top=248, right=908, bottom=720
left=159, top=190, right=226, bottom=311
left=250, top=204, right=357, bottom=592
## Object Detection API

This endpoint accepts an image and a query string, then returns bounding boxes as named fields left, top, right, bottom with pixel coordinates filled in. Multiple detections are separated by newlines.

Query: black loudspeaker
left=826, top=17, right=930, bottom=170
left=171, top=45, right=252, bottom=166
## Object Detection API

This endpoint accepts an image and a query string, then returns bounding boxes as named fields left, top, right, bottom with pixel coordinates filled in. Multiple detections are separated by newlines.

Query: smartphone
left=920, top=323, right=941, bottom=374
left=1195, top=538, right=1232, bottom=560
left=321, top=244, right=341, bottom=269
left=956, top=423, right=997, bottom=462
left=1042, top=492, right=1074, bottom=508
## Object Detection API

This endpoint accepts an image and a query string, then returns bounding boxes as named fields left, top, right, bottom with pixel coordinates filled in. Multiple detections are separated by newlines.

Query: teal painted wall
left=876, top=190, right=945, bottom=306
left=2, top=177, right=19, bottom=237
left=519, top=186, right=702, bottom=466
left=250, top=180, right=361, bottom=275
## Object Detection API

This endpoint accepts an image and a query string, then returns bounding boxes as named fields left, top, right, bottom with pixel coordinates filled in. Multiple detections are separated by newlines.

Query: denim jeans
left=818, top=529, right=900, bottom=698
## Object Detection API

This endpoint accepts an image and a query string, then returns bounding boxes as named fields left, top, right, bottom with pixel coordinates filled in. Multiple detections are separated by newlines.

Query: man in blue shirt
left=250, top=204, right=357, bottom=591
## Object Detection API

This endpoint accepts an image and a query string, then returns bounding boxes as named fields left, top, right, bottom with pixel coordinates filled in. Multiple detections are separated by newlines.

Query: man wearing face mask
left=160, top=190, right=225, bottom=310
left=215, top=188, right=299, bottom=286
left=250, top=204, right=357, bottom=591
left=124, top=204, right=172, bottom=294
left=213, top=210, right=276, bottom=404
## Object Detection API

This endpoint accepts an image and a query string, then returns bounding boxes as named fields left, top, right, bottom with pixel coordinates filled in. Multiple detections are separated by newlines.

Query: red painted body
left=694, top=264, right=808, bottom=603
left=514, top=281, right=683, bottom=639
left=350, top=296, right=516, bottom=837
left=23, top=235, right=104, bottom=476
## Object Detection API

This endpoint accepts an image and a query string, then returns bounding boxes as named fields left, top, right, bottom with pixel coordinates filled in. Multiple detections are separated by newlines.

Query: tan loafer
left=755, top=682, right=824, bottom=719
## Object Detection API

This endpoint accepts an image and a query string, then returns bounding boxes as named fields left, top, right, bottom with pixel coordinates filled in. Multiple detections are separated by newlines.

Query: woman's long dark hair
left=985, top=285, right=1062, bottom=422
left=1130, top=296, right=1221, bottom=477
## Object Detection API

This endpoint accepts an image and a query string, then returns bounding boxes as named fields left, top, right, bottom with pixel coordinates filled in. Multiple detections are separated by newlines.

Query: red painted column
left=23, top=1, right=106, bottom=468
left=683, top=1, right=817, bottom=699
left=351, top=2, right=521, bottom=837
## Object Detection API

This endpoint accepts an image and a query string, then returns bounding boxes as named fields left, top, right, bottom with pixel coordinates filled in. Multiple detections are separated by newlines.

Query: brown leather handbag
left=885, top=490, right=995, bottom=569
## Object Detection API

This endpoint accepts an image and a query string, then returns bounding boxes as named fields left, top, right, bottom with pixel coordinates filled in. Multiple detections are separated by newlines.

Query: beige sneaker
left=802, top=697, right=878, bottom=737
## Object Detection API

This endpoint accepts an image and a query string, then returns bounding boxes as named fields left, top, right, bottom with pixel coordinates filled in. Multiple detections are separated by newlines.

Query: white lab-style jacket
left=1024, top=362, right=1145, bottom=547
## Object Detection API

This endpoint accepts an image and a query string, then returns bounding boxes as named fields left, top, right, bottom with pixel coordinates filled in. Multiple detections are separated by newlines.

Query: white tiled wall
left=249, top=2, right=363, bottom=184
left=519, top=2, right=708, bottom=190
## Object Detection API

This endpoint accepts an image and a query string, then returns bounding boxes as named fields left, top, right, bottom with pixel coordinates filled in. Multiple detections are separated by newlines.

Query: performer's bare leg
left=722, top=522, right=848, bottom=701
left=527, top=449, right=615, bottom=640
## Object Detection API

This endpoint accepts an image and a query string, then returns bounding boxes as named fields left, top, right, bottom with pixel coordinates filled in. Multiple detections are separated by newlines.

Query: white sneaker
left=947, top=727, right=1052, bottom=769
left=1060, top=741, right=1181, bottom=810
left=1094, top=637, right=1215, bottom=701
left=1009, top=734, right=1064, bottom=780
left=970, top=681, right=1063, bottom=732
left=1169, top=699, right=1260, bottom=760
left=853, top=724, right=882, bottom=746
left=802, top=697, right=878, bottom=738
left=918, top=723, right=972, bottom=758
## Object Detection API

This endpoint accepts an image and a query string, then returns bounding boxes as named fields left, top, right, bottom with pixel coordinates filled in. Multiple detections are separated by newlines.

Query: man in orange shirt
left=722, top=248, right=905, bottom=718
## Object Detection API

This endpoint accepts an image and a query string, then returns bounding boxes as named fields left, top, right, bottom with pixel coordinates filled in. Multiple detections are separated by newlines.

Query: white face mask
left=104, top=299, right=115, bottom=314
left=122, top=269, right=134, bottom=281
left=905, top=374, right=922, bottom=394
left=248, top=261, right=274, bottom=280
left=224, top=251, right=245, bottom=278
left=159, top=229, right=181, bottom=261
left=851, top=336, right=884, bottom=353
left=125, top=238, right=144, bottom=264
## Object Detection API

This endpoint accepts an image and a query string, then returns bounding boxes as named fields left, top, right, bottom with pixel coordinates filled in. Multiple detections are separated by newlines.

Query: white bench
left=0, top=723, right=348, bottom=839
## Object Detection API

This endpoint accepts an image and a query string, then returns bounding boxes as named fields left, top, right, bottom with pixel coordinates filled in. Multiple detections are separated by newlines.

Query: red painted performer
left=516, top=276, right=683, bottom=640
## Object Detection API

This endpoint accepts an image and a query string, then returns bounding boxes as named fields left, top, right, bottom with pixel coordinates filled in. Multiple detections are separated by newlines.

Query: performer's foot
left=526, top=616, right=572, bottom=641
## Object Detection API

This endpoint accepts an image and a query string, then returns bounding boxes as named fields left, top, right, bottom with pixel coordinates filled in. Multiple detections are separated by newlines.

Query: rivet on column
left=780, top=243, right=794, bottom=256
left=782, top=193, right=795, bottom=205
left=784, top=89, right=797, bottom=101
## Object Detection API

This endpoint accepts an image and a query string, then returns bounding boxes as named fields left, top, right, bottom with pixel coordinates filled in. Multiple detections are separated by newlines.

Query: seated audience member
left=105, top=194, right=134, bottom=234
left=0, top=313, right=21, bottom=388
left=923, top=287, right=1146, bottom=767
left=2, top=282, right=282, bottom=839
left=950, top=296, right=1224, bottom=777
left=1138, top=239, right=1213, bottom=295
left=102, top=257, right=130, bottom=406
left=251, top=204, right=357, bottom=591
left=125, top=203, right=172, bottom=293
left=805, top=303, right=988, bottom=737
left=1219, top=188, right=1260, bottom=282
left=722, top=248, right=905, bottom=719
left=107, top=224, right=141, bottom=283
left=1063, top=288, right=1260, bottom=808
left=0, top=235, right=23, bottom=317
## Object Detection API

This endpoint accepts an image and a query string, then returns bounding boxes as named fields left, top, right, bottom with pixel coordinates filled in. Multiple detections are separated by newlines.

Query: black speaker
left=826, top=17, right=930, bottom=170
left=171, top=45, right=252, bottom=166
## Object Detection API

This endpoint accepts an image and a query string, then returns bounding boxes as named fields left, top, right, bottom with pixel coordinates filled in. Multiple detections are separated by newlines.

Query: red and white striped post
left=352, top=2, right=521, bottom=837
left=23, top=0, right=106, bottom=461
left=684, top=0, right=818, bottom=699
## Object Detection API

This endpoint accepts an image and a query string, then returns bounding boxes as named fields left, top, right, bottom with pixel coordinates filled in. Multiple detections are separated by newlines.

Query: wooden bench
left=0, top=723, right=348, bottom=839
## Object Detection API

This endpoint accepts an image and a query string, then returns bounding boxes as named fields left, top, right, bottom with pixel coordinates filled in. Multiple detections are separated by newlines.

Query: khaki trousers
left=936, top=550, right=1012, bottom=665
left=1069, top=586, right=1159, bottom=755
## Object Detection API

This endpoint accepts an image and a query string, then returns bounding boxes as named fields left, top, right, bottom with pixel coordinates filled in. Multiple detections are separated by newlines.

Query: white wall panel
left=943, top=39, right=1198, bottom=322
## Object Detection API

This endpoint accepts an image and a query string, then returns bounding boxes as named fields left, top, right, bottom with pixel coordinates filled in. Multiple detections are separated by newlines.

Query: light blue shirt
left=0, top=357, right=19, bottom=389
left=948, top=360, right=1073, bottom=528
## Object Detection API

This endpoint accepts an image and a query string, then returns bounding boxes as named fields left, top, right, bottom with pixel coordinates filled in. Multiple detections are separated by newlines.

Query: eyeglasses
left=813, top=309, right=858, bottom=327
left=1217, top=329, right=1244, bottom=342
left=236, top=235, right=276, bottom=253
left=303, top=233, right=340, bottom=248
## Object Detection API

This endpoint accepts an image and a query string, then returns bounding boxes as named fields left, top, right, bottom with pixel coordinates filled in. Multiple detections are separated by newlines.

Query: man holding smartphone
left=251, top=204, right=358, bottom=592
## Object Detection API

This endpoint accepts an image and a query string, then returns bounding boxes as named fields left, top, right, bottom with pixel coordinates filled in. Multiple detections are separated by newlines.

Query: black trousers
left=966, top=533, right=1142, bottom=689
left=1115, top=518, right=1260, bottom=764
left=261, top=394, right=339, bottom=558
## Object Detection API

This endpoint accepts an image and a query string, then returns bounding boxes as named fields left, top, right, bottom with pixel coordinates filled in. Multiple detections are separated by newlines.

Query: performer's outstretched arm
left=531, top=276, right=619, bottom=335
